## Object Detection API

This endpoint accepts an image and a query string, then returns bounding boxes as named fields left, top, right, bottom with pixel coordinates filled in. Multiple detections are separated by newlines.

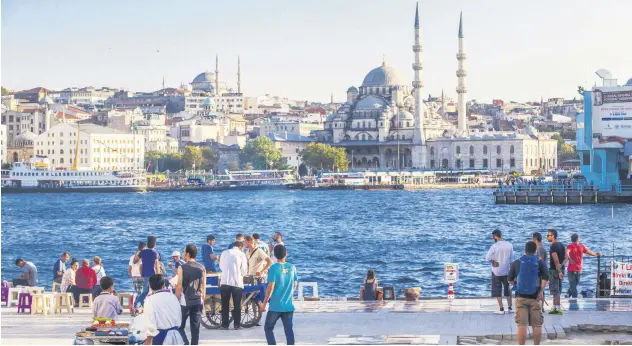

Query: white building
left=1, top=124, right=6, bottom=165
left=267, top=133, right=314, bottom=169
left=97, top=108, right=145, bottom=133
left=135, top=114, right=179, bottom=153
left=260, top=119, right=323, bottom=137
left=54, top=87, right=116, bottom=106
left=34, top=123, right=144, bottom=171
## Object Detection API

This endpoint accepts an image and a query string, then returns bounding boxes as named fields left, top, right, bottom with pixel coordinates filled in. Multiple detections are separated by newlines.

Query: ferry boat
left=1, top=158, right=147, bottom=193
left=215, top=170, right=302, bottom=190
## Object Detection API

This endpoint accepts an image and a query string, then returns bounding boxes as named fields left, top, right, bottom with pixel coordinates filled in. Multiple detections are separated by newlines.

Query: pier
left=493, top=183, right=632, bottom=204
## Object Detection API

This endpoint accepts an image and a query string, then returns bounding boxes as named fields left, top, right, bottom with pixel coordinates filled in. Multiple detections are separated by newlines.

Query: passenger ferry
left=216, top=170, right=301, bottom=190
left=1, top=158, right=147, bottom=193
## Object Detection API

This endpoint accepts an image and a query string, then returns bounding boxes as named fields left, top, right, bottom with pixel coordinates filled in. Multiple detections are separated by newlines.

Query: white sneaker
left=494, top=310, right=505, bottom=315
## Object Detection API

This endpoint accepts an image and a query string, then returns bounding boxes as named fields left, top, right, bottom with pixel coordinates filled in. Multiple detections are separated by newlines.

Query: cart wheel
left=201, top=297, right=229, bottom=329
left=240, top=299, right=262, bottom=328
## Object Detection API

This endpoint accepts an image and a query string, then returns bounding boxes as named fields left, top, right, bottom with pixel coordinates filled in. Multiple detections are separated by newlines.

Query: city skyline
left=2, top=0, right=631, bottom=103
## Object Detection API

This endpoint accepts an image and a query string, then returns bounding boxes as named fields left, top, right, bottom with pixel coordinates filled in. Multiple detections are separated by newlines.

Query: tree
left=145, top=150, right=185, bottom=172
left=228, top=161, right=240, bottom=171
left=239, top=137, right=283, bottom=169
left=300, top=142, right=349, bottom=172
left=183, top=146, right=203, bottom=169
left=201, top=147, right=219, bottom=171
left=1, top=86, right=8, bottom=96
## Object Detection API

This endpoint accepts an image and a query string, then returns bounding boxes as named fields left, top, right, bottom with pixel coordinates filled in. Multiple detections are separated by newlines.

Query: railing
left=596, top=255, right=632, bottom=298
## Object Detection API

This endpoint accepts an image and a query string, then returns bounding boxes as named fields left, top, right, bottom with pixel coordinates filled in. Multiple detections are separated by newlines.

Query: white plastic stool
left=7, top=287, right=27, bottom=307
left=52, top=282, right=61, bottom=293
left=43, top=293, right=56, bottom=314
left=297, top=282, right=318, bottom=299
left=31, top=294, right=50, bottom=315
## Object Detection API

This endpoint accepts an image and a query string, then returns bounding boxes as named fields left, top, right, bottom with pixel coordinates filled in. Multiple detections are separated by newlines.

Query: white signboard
left=611, top=261, right=632, bottom=296
left=444, top=263, right=459, bottom=283
left=592, top=87, right=632, bottom=147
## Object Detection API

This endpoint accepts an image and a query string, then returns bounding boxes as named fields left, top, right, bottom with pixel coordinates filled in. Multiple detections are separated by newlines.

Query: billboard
left=592, top=86, right=632, bottom=147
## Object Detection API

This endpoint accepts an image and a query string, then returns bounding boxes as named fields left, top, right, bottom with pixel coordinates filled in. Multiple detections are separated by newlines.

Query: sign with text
left=444, top=263, right=459, bottom=283
left=611, top=261, right=632, bottom=296
left=592, top=86, right=632, bottom=147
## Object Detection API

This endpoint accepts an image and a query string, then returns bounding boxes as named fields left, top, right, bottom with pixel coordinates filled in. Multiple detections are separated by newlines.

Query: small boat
left=215, top=170, right=302, bottom=190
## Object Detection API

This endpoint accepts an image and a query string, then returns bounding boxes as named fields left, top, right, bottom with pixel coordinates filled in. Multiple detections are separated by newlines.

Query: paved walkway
left=2, top=298, right=632, bottom=345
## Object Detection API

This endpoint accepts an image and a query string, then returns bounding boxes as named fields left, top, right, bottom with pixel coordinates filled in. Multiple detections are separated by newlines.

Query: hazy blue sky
left=2, top=0, right=631, bottom=103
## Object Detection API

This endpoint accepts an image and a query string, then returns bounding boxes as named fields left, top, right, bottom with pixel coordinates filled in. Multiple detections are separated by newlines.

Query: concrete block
left=570, top=325, right=579, bottom=332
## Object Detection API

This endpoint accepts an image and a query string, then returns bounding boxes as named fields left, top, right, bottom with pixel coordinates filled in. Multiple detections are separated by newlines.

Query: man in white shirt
left=245, top=235, right=272, bottom=278
left=219, top=241, right=248, bottom=330
left=144, top=274, right=184, bottom=345
left=129, top=242, right=145, bottom=296
left=485, top=229, right=515, bottom=314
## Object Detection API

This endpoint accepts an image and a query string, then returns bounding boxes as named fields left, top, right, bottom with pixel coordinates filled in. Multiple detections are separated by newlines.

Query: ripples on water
left=2, top=189, right=631, bottom=297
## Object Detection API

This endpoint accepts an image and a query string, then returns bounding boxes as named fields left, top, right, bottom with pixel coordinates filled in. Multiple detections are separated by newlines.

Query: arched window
left=401, top=135, right=405, bottom=140
left=430, top=147, right=435, bottom=156
left=497, top=145, right=501, bottom=154
left=510, top=145, right=515, bottom=154
left=60, top=149, right=64, bottom=155
left=469, top=146, right=474, bottom=155
left=456, top=146, right=461, bottom=154
left=361, top=134, right=365, bottom=140
left=406, top=121, right=410, bottom=127
left=483, top=145, right=488, bottom=155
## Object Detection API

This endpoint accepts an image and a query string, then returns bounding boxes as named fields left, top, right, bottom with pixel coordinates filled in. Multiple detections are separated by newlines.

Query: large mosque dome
left=361, top=65, right=406, bottom=86
left=626, top=77, right=632, bottom=86
left=192, top=72, right=216, bottom=84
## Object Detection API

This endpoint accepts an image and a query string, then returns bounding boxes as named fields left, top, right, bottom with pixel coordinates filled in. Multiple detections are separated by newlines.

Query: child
left=92, top=276, right=123, bottom=319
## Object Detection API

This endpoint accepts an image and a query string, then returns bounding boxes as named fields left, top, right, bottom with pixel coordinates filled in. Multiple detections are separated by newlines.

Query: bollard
left=448, top=283, right=455, bottom=300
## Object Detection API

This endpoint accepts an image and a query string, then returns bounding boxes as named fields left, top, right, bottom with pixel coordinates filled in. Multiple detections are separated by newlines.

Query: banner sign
left=444, top=263, right=459, bottom=283
left=611, top=261, right=632, bottom=296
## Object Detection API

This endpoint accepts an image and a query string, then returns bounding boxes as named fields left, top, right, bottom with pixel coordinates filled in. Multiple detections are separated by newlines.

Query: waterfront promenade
left=2, top=298, right=632, bottom=345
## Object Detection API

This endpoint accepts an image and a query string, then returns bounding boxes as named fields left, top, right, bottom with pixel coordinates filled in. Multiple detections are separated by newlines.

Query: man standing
left=269, top=232, right=285, bottom=263
left=253, top=233, right=270, bottom=256
left=201, top=235, right=219, bottom=273
left=129, top=242, right=145, bottom=296
left=566, top=233, right=600, bottom=299
left=261, top=244, right=298, bottom=345
left=228, top=234, right=245, bottom=250
left=136, top=236, right=160, bottom=308
left=245, top=235, right=273, bottom=278
left=167, top=251, right=185, bottom=277
left=144, top=274, right=185, bottom=345
left=75, top=259, right=97, bottom=305
left=176, top=245, right=205, bottom=345
left=13, top=259, right=38, bottom=287
left=485, top=230, right=514, bottom=314
left=53, top=252, right=71, bottom=285
left=547, top=229, right=565, bottom=314
left=531, top=233, right=547, bottom=266
left=219, top=241, right=248, bottom=330
left=508, top=241, right=549, bottom=345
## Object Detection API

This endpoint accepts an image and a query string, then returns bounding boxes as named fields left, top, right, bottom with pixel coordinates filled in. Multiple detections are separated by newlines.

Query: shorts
left=549, top=269, right=564, bottom=296
left=514, top=297, right=543, bottom=327
left=491, top=274, right=510, bottom=297
left=132, top=277, right=144, bottom=294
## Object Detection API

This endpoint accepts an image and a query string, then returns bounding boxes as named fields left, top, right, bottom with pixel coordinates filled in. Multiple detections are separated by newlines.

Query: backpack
left=516, top=255, right=539, bottom=295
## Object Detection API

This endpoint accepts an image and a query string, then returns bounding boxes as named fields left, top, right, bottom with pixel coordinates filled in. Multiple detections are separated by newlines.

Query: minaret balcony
left=456, top=70, right=467, bottom=78
left=456, top=86, right=468, bottom=93
left=457, top=52, right=467, bottom=60
left=412, top=45, right=422, bottom=53
left=412, top=81, right=424, bottom=88
left=412, top=62, right=423, bottom=70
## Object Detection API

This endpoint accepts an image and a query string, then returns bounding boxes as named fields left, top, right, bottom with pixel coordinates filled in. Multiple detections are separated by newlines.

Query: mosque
left=315, top=4, right=557, bottom=174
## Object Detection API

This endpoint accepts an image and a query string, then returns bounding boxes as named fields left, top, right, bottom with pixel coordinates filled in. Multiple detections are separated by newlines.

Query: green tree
left=183, top=146, right=203, bottom=169
left=239, top=137, right=283, bottom=169
left=201, top=147, right=219, bottom=171
left=300, top=142, right=349, bottom=172
left=228, top=161, right=240, bottom=171
left=1, top=86, right=8, bottom=96
left=145, top=150, right=185, bottom=172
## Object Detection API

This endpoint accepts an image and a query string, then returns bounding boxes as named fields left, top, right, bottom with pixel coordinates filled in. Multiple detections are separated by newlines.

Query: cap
left=171, top=251, right=180, bottom=257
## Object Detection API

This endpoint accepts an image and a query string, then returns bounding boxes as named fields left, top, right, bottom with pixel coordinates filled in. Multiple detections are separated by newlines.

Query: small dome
left=355, top=96, right=387, bottom=110
left=391, top=111, right=414, bottom=121
left=202, top=97, right=216, bottom=106
left=12, top=131, right=37, bottom=145
left=326, top=113, right=339, bottom=121
left=347, top=86, right=358, bottom=93
left=626, top=78, right=632, bottom=86
left=192, top=72, right=216, bottom=84
left=361, top=65, right=406, bottom=86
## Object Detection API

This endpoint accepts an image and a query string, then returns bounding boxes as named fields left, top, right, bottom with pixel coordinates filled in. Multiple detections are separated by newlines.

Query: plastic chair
left=54, top=293, right=74, bottom=313
left=78, top=294, right=93, bottom=308
left=31, top=294, right=50, bottom=315
left=43, top=293, right=56, bottom=314
left=118, top=293, right=133, bottom=309
left=17, top=292, right=33, bottom=313
left=52, top=282, right=61, bottom=293
left=1, top=285, right=8, bottom=306
left=382, top=286, right=395, bottom=300
left=7, top=287, right=27, bottom=307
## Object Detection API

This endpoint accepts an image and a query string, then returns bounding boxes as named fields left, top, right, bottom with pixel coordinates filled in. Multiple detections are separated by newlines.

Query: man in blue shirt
left=202, top=235, right=219, bottom=273
left=53, top=252, right=71, bottom=284
left=134, top=236, right=159, bottom=308
left=261, top=244, right=298, bottom=345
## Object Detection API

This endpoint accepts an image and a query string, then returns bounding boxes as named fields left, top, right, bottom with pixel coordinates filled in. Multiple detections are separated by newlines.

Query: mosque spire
left=382, top=54, right=386, bottom=67
left=411, top=1, right=426, bottom=169
left=237, top=55, right=241, bottom=94
left=456, top=11, right=468, bottom=134
left=215, top=54, right=219, bottom=96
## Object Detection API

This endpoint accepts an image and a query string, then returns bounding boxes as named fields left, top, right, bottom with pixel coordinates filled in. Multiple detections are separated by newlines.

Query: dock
left=493, top=184, right=632, bottom=204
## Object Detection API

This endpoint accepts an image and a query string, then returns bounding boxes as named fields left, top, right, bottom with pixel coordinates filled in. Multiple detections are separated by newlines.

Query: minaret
left=411, top=2, right=426, bottom=169
left=215, top=54, right=219, bottom=96
left=237, top=55, right=241, bottom=94
left=441, top=89, right=446, bottom=118
left=456, top=11, right=468, bottom=134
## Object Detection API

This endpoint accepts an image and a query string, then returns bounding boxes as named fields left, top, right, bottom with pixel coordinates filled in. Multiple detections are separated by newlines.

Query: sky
left=2, top=0, right=631, bottom=103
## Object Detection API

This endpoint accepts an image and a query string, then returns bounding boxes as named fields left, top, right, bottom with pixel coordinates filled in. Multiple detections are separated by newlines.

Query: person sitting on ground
left=13, top=258, right=38, bottom=287
left=92, top=256, right=106, bottom=281
left=360, top=269, right=382, bottom=301
left=143, top=274, right=184, bottom=345
left=92, top=276, right=123, bottom=320
left=61, top=259, right=79, bottom=294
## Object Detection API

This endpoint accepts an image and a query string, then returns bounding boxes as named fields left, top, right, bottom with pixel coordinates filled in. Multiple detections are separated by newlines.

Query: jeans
left=220, top=285, right=242, bottom=328
left=179, top=304, right=203, bottom=345
left=568, top=271, right=581, bottom=298
left=264, top=311, right=295, bottom=345
left=12, top=279, right=30, bottom=287
left=135, top=277, right=150, bottom=307
left=73, top=287, right=93, bottom=306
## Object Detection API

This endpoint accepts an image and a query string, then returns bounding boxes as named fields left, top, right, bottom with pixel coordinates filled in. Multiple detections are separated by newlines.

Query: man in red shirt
left=566, top=234, right=600, bottom=298
left=74, top=259, right=98, bottom=306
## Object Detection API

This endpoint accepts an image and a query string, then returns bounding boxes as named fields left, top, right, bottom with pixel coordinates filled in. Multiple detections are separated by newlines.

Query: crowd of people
left=484, top=228, right=600, bottom=345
